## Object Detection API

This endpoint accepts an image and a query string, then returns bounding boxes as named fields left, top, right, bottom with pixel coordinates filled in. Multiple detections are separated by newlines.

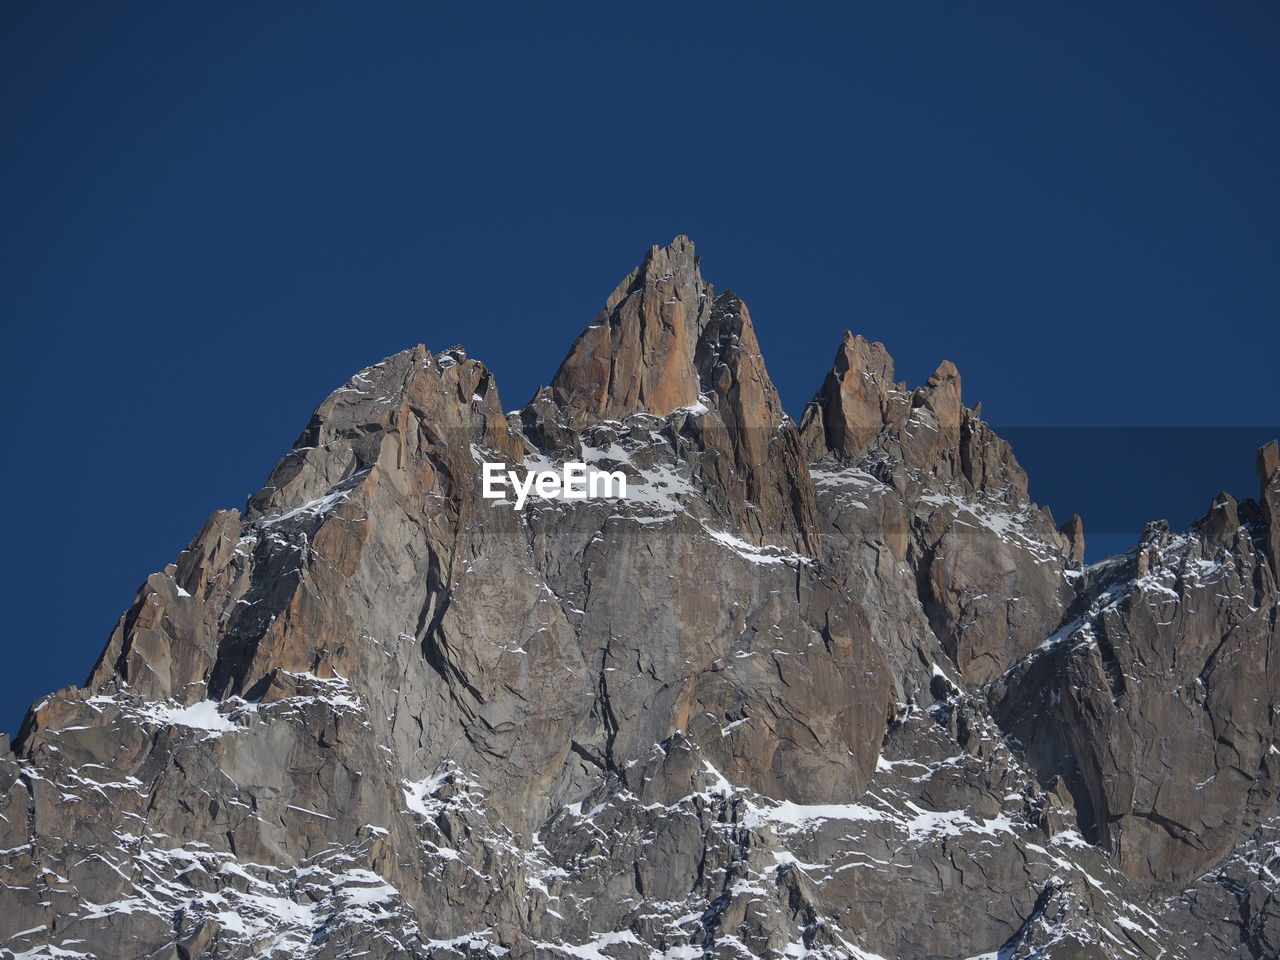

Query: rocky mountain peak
left=1259, top=439, right=1280, bottom=481
left=549, top=235, right=711, bottom=425
left=799, top=334, right=1028, bottom=503
left=2, top=238, right=1278, bottom=960
left=797, top=331, right=901, bottom=458
left=916, top=359, right=963, bottom=433
left=1058, top=512, right=1086, bottom=567
left=534, top=239, right=818, bottom=554
left=693, top=291, right=787, bottom=445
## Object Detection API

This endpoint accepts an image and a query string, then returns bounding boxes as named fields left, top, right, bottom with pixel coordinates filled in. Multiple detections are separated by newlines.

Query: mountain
left=2, top=237, right=1278, bottom=960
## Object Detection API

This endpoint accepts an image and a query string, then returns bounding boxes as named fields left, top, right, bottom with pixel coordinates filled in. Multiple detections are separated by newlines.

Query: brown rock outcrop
left=550, top=235, right=708, bottom=424
left=800, top=335, right=1029, bottom=502
left=1059, top=513, right=1086, bottom=567
left=798, top=331, right=901, bottom=458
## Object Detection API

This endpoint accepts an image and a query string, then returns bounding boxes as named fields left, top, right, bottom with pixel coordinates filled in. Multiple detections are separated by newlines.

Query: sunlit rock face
left=2, top=237, right=1277, bottom=960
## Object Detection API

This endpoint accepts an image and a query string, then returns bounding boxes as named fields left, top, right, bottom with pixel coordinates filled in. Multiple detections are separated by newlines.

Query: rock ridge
left=0, top=238, right=1277, bottom=960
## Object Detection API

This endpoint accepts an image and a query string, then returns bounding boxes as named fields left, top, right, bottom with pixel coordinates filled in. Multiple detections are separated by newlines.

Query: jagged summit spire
left=599, top=234, right=701, bottom=310
left=797, top=331, right=902, bottom=458
left=549, top=235, right=711, bottom=424
left=532, top=238, right=818, bottom=553
left=798, top=330, right=1035, bottom=506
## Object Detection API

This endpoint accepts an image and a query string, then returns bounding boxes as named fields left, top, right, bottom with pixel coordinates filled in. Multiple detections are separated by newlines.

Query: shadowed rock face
left=1260, top=440, right=1280, bottom=579
left=1, top=237, right=1277, bottom=960
left=994, top=481, right=1280, bottom=891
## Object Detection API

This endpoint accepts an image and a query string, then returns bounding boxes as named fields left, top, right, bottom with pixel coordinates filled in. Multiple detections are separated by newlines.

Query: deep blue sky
left=2, top=3, right=1277, bottom=732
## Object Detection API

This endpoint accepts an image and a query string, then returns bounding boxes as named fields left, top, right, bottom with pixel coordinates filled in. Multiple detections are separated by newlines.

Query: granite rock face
left=550, top=235, right=709, bottom=425
left=1, top=237, right=1277, bottom=960
left=993, top=496, right=1280, bottom=891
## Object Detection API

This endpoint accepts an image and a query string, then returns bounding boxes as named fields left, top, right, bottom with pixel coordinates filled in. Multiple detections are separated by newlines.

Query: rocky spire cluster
left=2, top=237, right=1277, bottom=960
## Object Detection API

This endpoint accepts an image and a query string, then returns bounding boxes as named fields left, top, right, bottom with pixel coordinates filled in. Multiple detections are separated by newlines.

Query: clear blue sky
left=2, top=3, right=1277, bottom=732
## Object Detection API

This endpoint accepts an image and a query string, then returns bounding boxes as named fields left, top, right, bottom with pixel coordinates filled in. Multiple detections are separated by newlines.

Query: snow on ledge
left=700, top=523, right=813, bottom=566
left=135, top=700, right=241, bottom=733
